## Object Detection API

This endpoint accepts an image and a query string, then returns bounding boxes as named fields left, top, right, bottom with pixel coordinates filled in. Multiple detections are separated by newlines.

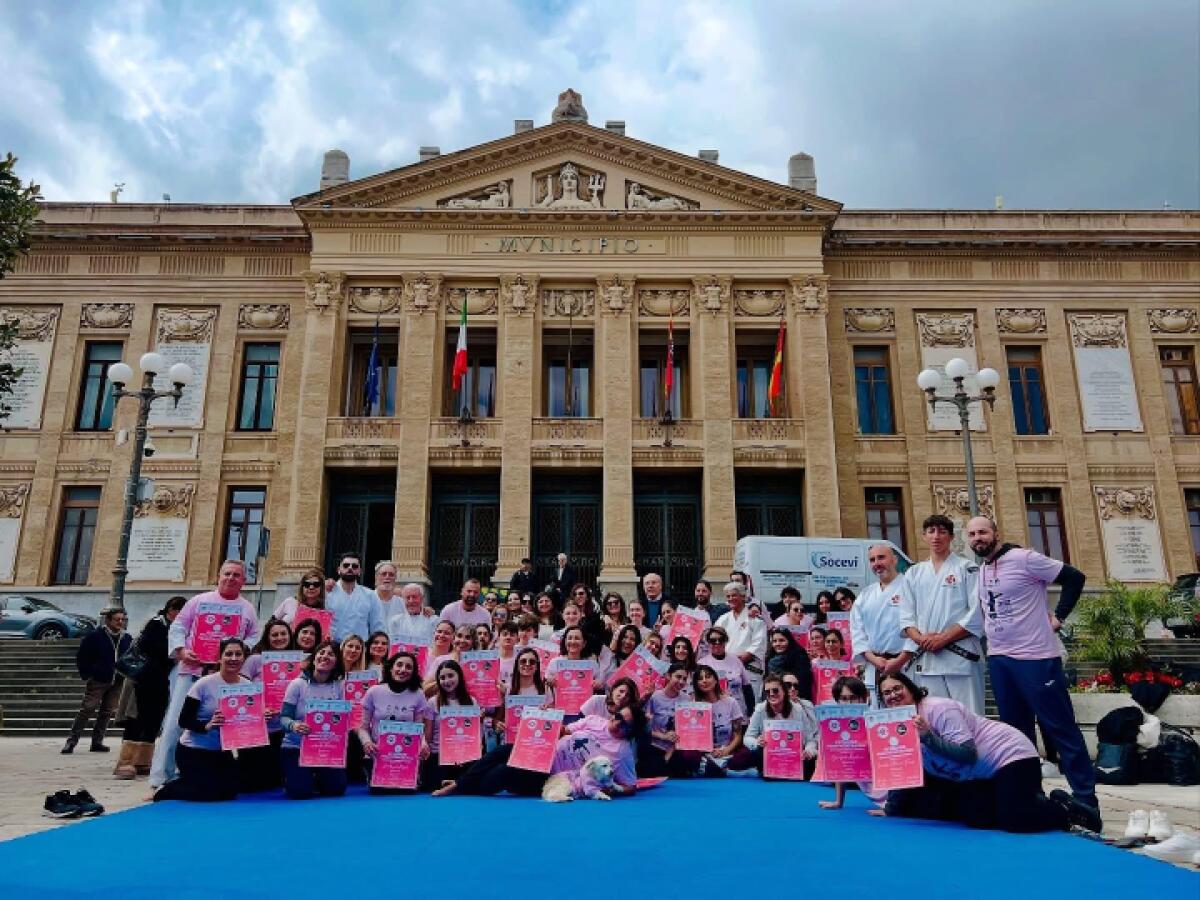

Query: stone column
left=895, top=309, right=933, bottom=552
left=790, top=275, right=842, bottom=537
left=494, top=274, right=539, bottom=580
left=694, top=276, right=737, bottom=580
left=391, top=273, right=443, bottom=585
left=280, top=271, right=344, bottom=577
left=596, top=275, right=638, bottom=599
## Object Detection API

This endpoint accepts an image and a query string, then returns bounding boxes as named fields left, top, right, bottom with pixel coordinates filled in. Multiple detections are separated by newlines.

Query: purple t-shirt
left=181, top=673, right=252, bottom=751
left=977, top=547, right=1063, bottom=659
left=359, top=685, right=434, bottom=741
left=579, top=694, right=608, bottom=718
left=709, top=696, right=746, bottom=748
left=281, top=675, right=346, bottom=750
left=439, top=601, right=492, bottom=630
left=645, top=689, right=685, bottom=750
left=920, top=696, right=1037, bottom=781
left=550, top=715, right=637, bottom=787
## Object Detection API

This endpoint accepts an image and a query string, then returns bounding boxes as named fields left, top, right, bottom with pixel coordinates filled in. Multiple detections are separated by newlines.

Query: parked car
left=0, top=596, right=96, bottom=640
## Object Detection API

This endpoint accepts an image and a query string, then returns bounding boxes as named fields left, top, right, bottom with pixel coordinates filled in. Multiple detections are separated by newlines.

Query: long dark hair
left=613, top=624, right=642, bottom=662
left=766, top=627, right=811, bottom=676
left=305, top=638, right=345, bottom=683
left=669, top=636, right=696, bottom=670
left=294, top=619, right=324, bottom=650
left=434, top=659, right=474, bottom=707
left=814, top=590, right=835, bottom=624
left=762, top=673, right=793, bottom=718
left=383, top=651, right=422, bottom=693
left=877, top=670, right=928, bottom=706
left=509, top=647, right=546, bottom=695
left=558, top=625, right=587, bottom=658
left=606, top=676, right=646, bottom=737
left=691, top=664, right=725, bottom=703
left=252, top=617, right=294, bottom=655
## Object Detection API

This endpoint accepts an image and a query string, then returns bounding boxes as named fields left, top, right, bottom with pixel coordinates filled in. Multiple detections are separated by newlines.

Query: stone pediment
left=293, top=122, right=840, bottom=216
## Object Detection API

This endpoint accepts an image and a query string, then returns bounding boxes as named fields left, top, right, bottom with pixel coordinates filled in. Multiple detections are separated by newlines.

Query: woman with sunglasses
left=690, top=665, right=746, bottom=776
left=274, top=568, right=327, bottom=626
left=834, top=586, right=857, bottom=612
left=279, top=639, right=349, bottom=800
left=730, top=673, right=819, bottom=778
left=432, top=677, right=643, bottom=798
left=698, top=626, right=749, bottom=715
left=601, top=592, right=629, bottom=634
left=496, top=647, right=552, bottom=743
left=775, top=596, right=813, bottom=631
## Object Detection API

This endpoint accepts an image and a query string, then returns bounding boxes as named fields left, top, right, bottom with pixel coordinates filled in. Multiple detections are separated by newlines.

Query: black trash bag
left=1158, top=725, right=1200, bottom=786
left=1130, top=681, right=1172, bottom=713
left=1094, top=741, right=1139, bottom=785
left=1095, top=705, right=1144, bottom=744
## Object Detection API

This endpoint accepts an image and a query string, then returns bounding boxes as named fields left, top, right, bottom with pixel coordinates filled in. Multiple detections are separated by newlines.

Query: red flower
left=1127, top=672, right=1144, bottom=683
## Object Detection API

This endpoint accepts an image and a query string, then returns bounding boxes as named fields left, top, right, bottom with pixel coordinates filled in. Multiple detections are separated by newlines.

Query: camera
left=143, top=437, right=157, bottom=458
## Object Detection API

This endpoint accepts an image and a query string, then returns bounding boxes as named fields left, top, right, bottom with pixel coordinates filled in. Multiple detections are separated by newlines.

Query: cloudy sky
left=3, top=0, right=1197, bottom=209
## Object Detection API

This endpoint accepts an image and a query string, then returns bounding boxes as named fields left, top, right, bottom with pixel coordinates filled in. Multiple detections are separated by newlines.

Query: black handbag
left=115, top=642, right=148, bottom=681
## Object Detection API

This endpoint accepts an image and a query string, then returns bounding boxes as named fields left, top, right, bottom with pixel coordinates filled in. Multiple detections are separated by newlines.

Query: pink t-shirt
left=708, top=696, right=746, bottom=748
left=359, top=685, right=434, bottom=741
left=439, top=602, right=492, bottom=630
left=644, top=689, right=685, bottom=750
left=977, top=547, right=1063, bottom=659
left=551, top=715, right=637, bottom=787
left=169, top=592, right=259, bottom=677
left=920, top=696, right=1037, bottom=781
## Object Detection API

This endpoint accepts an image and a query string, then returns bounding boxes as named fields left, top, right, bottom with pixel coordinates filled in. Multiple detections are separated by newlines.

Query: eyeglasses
left=518, top=658, right=537, bottom=666
left=301, top=581, right=321, bottom=589
left=765, top=687, right=783, bottom=695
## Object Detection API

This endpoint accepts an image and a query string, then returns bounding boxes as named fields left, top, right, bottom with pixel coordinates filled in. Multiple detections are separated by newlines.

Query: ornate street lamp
left=917, top=358, right=1001, bottom=517
left=106, top=352, right=194, bottom=610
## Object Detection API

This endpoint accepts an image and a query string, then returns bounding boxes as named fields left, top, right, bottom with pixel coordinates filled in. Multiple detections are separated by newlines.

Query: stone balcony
left=732, top=418, right=806, bottom=463
left=429, top=417, right=502, bottom=463
left=325, top=417, right=402, bottom=443
left=632, top=417, right=702, bottom=450
left=531, top=417, right=602, bottom=446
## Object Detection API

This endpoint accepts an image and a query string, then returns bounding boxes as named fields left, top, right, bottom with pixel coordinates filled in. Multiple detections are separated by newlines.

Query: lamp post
left=106, top=352, right=194, bottom=610
left=917, top=357, right=1001, bottom=517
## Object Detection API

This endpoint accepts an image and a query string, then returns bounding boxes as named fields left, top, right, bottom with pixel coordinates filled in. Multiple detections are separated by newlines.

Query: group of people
left=79, top=513, right=1101, bottom=834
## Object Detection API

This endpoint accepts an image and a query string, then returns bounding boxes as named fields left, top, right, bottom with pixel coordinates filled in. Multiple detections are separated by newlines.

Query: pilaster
left=694, top=276, right=736, bottom=579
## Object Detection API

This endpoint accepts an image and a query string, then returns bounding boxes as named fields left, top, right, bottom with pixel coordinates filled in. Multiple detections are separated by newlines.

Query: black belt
left=906, top=643, right=981, bottom=670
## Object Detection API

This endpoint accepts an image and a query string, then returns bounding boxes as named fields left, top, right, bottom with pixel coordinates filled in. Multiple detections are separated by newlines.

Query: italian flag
left=663, top=313, right=675, bottom=414
left=767, top=318, right=786, bottom=417
left=451, top=303, right=468, bottom=391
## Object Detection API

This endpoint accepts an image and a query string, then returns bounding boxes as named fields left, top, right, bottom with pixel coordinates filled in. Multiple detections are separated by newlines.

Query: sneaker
left=69, top=789, right=104, bottom=817
left=42, top=790, right=81, bottom=819
left=1143, top=831, right=1200, bottom=864
left=1125, top=809, right=1150, bottom=839
left=1050, top=789, right=1103, bottom=833
left=1148, top=810, right=1174, bottom=842
left=60, top=739, right=77, bottom=755
left=1041, top=760, right=1061, bottom=779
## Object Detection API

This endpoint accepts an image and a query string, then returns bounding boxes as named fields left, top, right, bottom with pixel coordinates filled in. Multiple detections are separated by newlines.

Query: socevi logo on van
left=808, top=543, right=864, bottom=575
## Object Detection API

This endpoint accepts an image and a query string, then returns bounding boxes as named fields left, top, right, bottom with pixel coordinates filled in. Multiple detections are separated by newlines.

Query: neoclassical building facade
left=1, top=104, right=1197, bottom=612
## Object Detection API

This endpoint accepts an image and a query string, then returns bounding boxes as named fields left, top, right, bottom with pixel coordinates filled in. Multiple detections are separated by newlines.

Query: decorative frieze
left=446, top=286, right=498, bottom=316
left=1093, top=485, right=1166, bottom=582
left=916, top=312, right=983, bottom=431
left=596, top=275, right=634, bottom=315
left=0, top=482, right=29, bottom=582
left=733, top=289, right=785, bottom=318
left=302, top=270, right=346, bottom=312
left=932, top=483, right=995, bottom=520
left=2, top=306, right=59, bottom=342
left=402, top=272, right=441, bottom=316
left=916, top=312, right=975, bottom=348
left=533, top=161, right=606, bottom=209
left=438, top=180, right=512, bottom=209
left=790, top=275, right=829, bottom=316
left=1068, top=313, right=1142, bottom=432
left=1147, top=308, right=1197, bottom=334
left=0, top=306, right=60, bottom=429
left=996, top=308, right=1047, bottom=335
left=1069, top=313, right=1127, bottom=348
left=638, top=288, right=689, bottom=317
left=693, top=276, right=732, bottom=316
left=844, top=307, right=895, bottom=334
left=238, top=304, right=291, bottom=330
left=134, top=484, right=196, bottom=519
left=0, top=483, right=30, bottom=518
left=80, top=303, right=134, bottom=330
left=500, top=274, right=538, bottom=316
left=347, top=287, right=400, bottom=315
left=1094, top=486, right=1155, bottom=521
left=626, top=181, right=698, bottom=211
left=542, top=288, right=594, bottom=318
left=155, top=307, right=217, bottom=344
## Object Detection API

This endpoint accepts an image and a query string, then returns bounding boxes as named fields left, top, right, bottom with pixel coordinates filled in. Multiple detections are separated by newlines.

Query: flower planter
left=1069, top=693, right=1200, bottom=755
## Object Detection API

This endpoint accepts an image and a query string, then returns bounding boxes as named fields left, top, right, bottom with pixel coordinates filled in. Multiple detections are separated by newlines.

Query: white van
left=732, top=536, right=914, bottom=611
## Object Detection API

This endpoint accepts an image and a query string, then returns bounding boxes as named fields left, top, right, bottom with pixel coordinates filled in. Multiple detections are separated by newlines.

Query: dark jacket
left=509, top=569, right=539, bottom=596
left=137, top=615, right=173, bottom=685
left=553, top=565, right=579, bottom=599
left=76, top=626, right=133, bottom=684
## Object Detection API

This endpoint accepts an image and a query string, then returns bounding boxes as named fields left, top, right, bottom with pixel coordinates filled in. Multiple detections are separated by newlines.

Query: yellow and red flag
left=767, top=318, right=786, bottom=417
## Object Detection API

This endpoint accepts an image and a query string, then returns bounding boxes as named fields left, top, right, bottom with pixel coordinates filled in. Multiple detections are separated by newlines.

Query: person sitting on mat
left=872, top=672, right=1098, bottom=833
left=729, top=673, right=819, bottom=778
left=280, top=640, right=349, bottom=800
left=697, top=626, right=749, bottom=715
left=818, top=676, right=881, bottom=811
left=358, top=651, right=433, bottom=792
left=238, top=619, right=293, bottom=792
left=691, top=665, right=746, bottom=776
left=153, top=637, right=254, bottom=803
left=546, top=626, right=603, bottom=724
left=640, top=664, right=701, bottom=778
left=424, top=660, right=481, bottom=791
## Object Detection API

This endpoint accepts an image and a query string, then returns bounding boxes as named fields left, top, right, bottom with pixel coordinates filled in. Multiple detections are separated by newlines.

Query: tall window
left=865, top=487, right=905, bottom=552
left=347, top=333, right=399, bottom=417
left=854, top=347, right=895, bottom=434
left=236, top=343, right=280, bottom=431
left=1025, top=487, right=1068, bottom=562
left=224, top=488, right=266, bottom=583
left=1160, top=346, right=1200, bottom=435
left=445, top=338, right=496, bottom=418
left=736, top=345, right=784, bottom=418
left=545, top=349, right=592, bottom=417
left=1007, top=345, right=1050, bottom=435
left=53, top=486, right=101, bottom=584
left=75, top=342, right=122, bottom=431
left=639, top=349, right=686, bottom=418
left=1186, top=489, right=1200, bottom=570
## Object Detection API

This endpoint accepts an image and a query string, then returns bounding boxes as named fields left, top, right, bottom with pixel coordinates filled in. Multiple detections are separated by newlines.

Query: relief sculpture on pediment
left=626, top=182, right=698, bottom=211
left=534, top=162, right=605, bottom=210
left=438, top=180, right=512, bottom=209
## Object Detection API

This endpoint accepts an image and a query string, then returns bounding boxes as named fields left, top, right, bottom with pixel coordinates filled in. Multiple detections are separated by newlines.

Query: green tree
left=0, top=153, right=42, bottom=419
left=1073, top=580, right=1193, bottom=680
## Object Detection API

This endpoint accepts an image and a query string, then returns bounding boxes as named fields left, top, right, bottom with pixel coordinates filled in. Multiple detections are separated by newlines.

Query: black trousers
left=450, top=744, right=550, bottom=797
left=153, top=743, right=238, bottom=802
left=123, top=676, right=170, bottom=742
left=280, top=747, right=348, bottom=800
left=887, top=757, right=1069, bottom=833
left=238, top=731, right=284, bottom=792
left=638, top=744, right=703, bottom=778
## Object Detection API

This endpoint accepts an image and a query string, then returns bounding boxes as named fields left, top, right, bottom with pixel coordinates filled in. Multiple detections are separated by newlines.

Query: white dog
left=541, top=756, right=616, bottom=803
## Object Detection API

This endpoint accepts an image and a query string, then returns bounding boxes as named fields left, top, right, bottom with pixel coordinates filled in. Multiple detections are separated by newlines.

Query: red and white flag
left=451, top=303, right=468, bottom=392
left=663, top=313, right=675, bottom=415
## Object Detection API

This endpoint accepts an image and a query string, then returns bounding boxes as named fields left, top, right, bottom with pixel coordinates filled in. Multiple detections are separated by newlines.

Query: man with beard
left=850, top=544, right=911, bottom=705
left=326, top=552, right=384, bottom=642
left=965, top=515, right=1099, bottom=832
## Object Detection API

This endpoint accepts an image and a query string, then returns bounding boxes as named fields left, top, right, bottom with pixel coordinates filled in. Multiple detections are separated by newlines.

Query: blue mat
left=1, top=780, right=1193, bottom=898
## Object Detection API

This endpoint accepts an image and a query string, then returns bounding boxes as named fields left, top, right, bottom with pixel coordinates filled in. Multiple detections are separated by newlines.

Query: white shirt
left=387, top=609, right=438, bottom=647
left=715, top=607, right=767, bottom=670
left=325, top=582, right=384, bottom=642
left=438, top=601, right=493, bottom=630
left=850, top=575, right=910, bottom=686
left=899, top=554, right=984, bottom=677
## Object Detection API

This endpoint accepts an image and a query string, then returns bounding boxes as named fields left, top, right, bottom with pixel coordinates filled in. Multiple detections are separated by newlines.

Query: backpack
left=1095, top=705, right=1144, bottom=744
left=1140, top=724, right=1200, bottom=786
left=1094, top=741, right=1139, bottom=785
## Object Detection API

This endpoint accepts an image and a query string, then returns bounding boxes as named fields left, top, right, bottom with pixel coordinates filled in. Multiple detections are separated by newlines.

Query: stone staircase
left=0, top=640, right=115, bottom=738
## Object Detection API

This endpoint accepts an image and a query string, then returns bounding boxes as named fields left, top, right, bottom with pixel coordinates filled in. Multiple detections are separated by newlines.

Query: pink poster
left=817, top=704, right=871, bottom=781
left=192, top=601, right=242, bottom=665
left=504, top=694, right=547, bottom=744
left=825, top=613, right=853, bottom=660
left=294, top=606, right=335, bottom=641
left=299, top=699, right=353, bottom=768
left=865, top=706, right=924, bottom=791
left=528, top=639, right=560, bottom=676
left=462, top=650, right=502, bottom=708
left=675, top=701, right=714, bottom=752
left=509, top=708, right=564, bottom=773
left=218, top=683, right=268, bottom=751
left=785, top=624, right=809, bottom=651
left=370, top=720, right=424, bottom=790
left=607, top=646, right=668, bottom=699
left=812, top=659, right=852, bottom=704
left=260, top=651, right=307, bottom=711
left=670, top=606, right=709, bottom=651
left=388, top=636, right=429, bottom=678
left=552, top=661, right=594, bottom=715
left=438, top=705, right=482, bottom=766
left=343, top=670, right=379, bottom=730
left=762, top=718, right=807, bottom=780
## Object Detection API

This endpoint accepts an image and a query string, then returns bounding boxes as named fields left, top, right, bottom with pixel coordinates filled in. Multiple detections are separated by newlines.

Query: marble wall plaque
left=1069, top=314, right=1142, bottom=432
left=147, top=309, right=216, bottom=428
left=0, top=483, right=29, bottom=582
left=128, top=484, right=194, bottom=582
left=1, top=308, right=59, bottom=429
left=1094, top=486, right=1166, bottom=582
